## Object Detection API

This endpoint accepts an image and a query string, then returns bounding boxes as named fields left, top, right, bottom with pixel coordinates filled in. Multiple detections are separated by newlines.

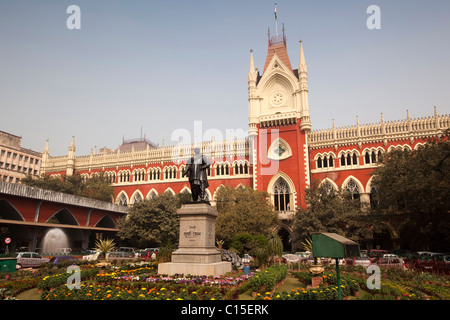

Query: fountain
left=41, top=228, right=69, bottom=255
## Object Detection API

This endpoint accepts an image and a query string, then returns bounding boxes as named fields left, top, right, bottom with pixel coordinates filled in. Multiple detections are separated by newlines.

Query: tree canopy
left=292, top=180, right=380, bottom=250
left=215, top=186, right=279, bottom=246
left=371, top=129, right=450, bottom=251
left=21, top=173, right=114, bottom=202
left=116, top=191, right=191, bottom=248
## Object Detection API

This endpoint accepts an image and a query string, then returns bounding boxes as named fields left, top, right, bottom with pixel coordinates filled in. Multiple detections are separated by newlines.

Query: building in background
left=0, top=130, right=42, bottom=184
left=39, top=25, right=450, bottom=250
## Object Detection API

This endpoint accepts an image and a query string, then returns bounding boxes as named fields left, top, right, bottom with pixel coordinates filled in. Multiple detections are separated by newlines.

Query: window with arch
left=105, top=172, right=116, bottom=184
left=321, top=180, right=336, bottom=196
left=364, top=149, right=383, bottom=165
left=344, top=179, right=360, bottom=200
left=148, top=168, right=161, bottom=181
left=164, top=166, right=177, bottom=180
left=316, top=154, right=334, bottom=169
left=215, top=162, right=229, bottom=176
left=133, top=192, right=143, bottom=204
left=119, top=171, right=130, bottom=183
left=118, top=193, right=128, bottom=206
left=273, top=178, right=292, bottom=212
left=340, top=151, right=359, bottom=167
left=148, top=190, right=157, bottom=199
left=134, top=169, right=145, bottom=182
left=234, top=161, right=249, bottom=175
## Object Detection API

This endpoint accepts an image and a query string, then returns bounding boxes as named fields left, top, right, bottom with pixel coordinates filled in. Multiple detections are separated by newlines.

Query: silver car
left=16, top=252, right=50, bottom=269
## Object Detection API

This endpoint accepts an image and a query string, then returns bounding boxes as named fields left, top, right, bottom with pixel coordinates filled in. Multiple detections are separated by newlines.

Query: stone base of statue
left=158, top=202, right=231, bottom=276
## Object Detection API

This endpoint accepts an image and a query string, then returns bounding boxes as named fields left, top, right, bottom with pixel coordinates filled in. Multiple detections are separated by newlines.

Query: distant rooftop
left=118, top=137, right=158, bottom=152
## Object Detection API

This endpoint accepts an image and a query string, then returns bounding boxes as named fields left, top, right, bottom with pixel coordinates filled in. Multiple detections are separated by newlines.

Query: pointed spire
left=299, top=40, right=307, bottom=73
left=43, top=139, right=49, bottom=154
left=69, top=136, right=75, bottom=152
left=249, top=49, right=255, bottom=73
left=248, top=49, right=257, bottom=82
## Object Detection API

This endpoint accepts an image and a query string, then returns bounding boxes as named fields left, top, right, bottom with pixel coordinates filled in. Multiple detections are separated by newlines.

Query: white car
left=16, top=252, right=50, bottom=269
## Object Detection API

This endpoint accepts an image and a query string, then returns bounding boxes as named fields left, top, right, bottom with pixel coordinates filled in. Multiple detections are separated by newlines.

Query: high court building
left=40, top=26, right=450, bottom=249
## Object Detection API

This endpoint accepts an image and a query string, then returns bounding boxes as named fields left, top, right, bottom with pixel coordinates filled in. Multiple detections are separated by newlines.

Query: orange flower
left=106, top=294, right=112, bottom=299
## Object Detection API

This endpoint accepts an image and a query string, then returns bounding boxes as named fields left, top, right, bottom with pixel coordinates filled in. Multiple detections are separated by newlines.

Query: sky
left=1, top=0, right=449, bottom=156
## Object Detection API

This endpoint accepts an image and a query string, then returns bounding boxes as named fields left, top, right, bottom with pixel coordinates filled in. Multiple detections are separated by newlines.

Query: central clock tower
left=248, top=26, right=311, bottom=212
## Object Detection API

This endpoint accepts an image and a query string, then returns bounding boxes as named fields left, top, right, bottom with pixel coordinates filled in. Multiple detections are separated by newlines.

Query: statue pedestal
left=158, top=202, right=231, bottom=276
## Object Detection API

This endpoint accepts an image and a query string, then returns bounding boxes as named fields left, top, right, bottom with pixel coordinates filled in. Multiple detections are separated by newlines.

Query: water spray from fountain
left=41, top=228, right=69, bottom=255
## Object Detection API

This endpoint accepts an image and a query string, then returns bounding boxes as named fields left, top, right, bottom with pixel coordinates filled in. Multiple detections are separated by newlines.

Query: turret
left=298, top=40, right=311, bottom=132
left=66, top=136, right=76, bottom=176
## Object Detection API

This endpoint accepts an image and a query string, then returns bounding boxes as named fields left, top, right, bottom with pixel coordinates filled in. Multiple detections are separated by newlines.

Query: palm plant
left=94, top=238, right=116, bottom=260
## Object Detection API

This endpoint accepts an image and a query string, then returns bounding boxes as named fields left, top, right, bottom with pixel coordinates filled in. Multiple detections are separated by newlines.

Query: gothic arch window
left=345, top=178, right=360, bottom=200
left=233, top=160, right=250, bottom=175
left=118, top=193, right=128, bottom=206
left=364, top=148, right=384, bottom=165
left=215, top=162, right=229, bottom=176
left=321, top=180, right=336, bottom=196
left=316, top=153, right=335, bottom=170
left=149, top=168, right=161, bottom=181
left=147, top=190, right=157, bottom=199
left=106, top=172, right=116, bottom=184
left=133, top=169, right=145, bottom=182
left=339, top=150, right=359, bottom=167
left=132, top=192, right=143, bottom=204
left=80, top=173, right=89, bottom=183
left=273, top=177, right=291, bottom=212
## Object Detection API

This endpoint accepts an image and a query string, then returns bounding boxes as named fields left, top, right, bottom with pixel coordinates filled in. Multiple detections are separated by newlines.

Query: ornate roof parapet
left=309, top=109, right=449, bottom=150
left=44, top=138, right=250, bottom=173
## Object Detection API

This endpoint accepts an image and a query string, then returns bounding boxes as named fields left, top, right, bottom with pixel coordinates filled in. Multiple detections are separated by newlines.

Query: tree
left=267, top=233, right=283, bottom=264
left=116, top=192, right=189, bottom=248
left=292, top=180, right=379, bottom=250
left=371, top=129, right=450, bottom=251
left=230, top=232, right=267, bottom=256
left=21, top=172, right=114, bottom=202
left=215, top=186, right=279, bottom=245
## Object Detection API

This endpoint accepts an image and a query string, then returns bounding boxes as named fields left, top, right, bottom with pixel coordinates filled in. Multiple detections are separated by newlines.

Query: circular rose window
left=271, top=92, right=284, bottom=106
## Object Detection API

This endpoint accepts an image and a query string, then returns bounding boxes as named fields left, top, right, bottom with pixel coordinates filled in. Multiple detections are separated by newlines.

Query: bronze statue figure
left=182, top=147, right=211, bottom=202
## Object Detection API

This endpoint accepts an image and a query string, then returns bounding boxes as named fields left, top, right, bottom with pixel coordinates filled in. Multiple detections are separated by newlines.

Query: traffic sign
left=4, top=238, right=11, bottom=244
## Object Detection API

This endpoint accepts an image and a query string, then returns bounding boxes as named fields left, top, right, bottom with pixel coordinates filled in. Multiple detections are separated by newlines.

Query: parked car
left=108, top=251, right=137, bottom=261
left=376, top=256, right=407, bottom=270
left=414, top=253, right=448, bottom=273
left=16, top=252, right=50, bottom=269
left=435, top=255, right=450, bottom=274
left=48, top=255, right=79, bottom=265
left=344, top=256, right=371, bottom=267
left=117, top=247, right=137, bottom=256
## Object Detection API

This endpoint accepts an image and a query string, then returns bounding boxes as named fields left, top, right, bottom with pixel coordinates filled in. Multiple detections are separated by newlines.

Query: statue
left=182, top=147, right=211, bottom=202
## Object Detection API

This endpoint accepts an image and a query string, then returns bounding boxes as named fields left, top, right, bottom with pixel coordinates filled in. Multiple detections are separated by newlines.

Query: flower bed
left=40, top=262, right=257, bottom=300
left=2, top=259, right=450, bottom=300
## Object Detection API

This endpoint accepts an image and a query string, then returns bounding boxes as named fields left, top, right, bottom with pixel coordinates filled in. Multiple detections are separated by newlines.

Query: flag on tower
left=274, top=3, right=278, bottom=20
